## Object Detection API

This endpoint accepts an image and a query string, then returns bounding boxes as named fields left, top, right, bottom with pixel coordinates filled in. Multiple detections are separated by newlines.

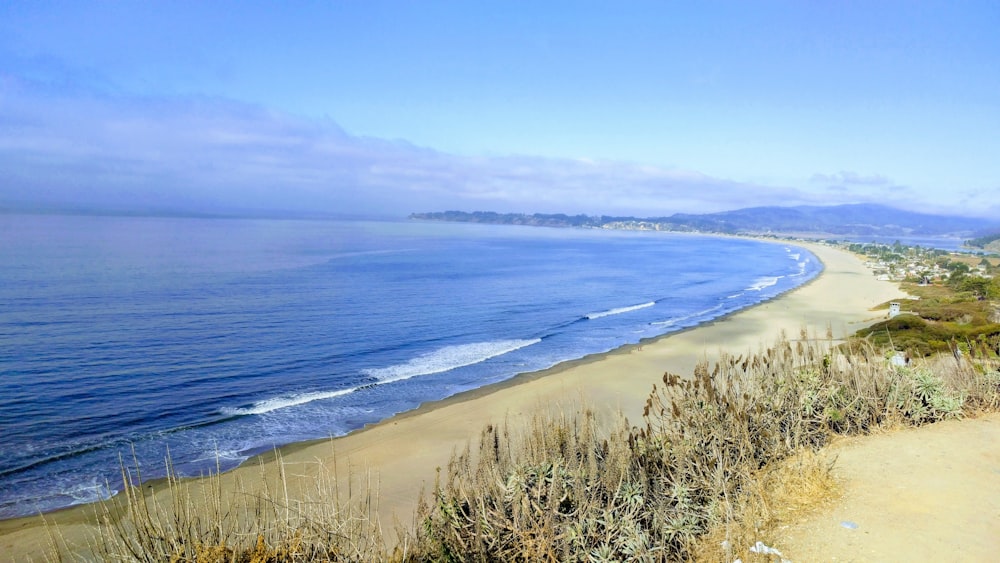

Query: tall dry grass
left=47, top=334, right=999, bottom=561
left=414, top=335, right=999, bottom=561
left=78, top=450, right=390, bottom=562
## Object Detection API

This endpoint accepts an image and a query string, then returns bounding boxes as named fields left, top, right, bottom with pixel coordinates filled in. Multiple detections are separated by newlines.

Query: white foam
left=790, top=259, right=809, bottom=277
left=190, top=449, right=250, bottom=464
left=222, top=387, right=358, bottom=416
left=586, top=301, right=655, bottom=320
left=65, top=479, right=112, bottom=505
left=330, top=249, right=413, bottom=260
left=362, top=339, right=541, bottom=383
left=652, top=304, right=724, bottom=327
left=788, top=252, right=800, bottom=261
left=747, top=276, right=781, bottom=291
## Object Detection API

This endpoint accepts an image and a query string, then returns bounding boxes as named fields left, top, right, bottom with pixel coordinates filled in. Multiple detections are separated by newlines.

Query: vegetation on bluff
left=415, top=336, right=995, bottom=562
left=847, top=241, right=1000, bottom=356
left=856, top=278, right=1000, bottom=358
left=59, top=332, right=999, bottom=562
left=965, top=231, right=1000, bottom=251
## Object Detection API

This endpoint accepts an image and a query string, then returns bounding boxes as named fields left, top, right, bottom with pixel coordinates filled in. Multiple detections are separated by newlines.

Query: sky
left=1, top=1, right=998, bottom=218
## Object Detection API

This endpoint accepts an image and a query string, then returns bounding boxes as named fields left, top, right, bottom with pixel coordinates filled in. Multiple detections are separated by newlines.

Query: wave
left=362, top=339, right=541, bottom=383
left=586, top=301, right=656, bottom=320
left=652, top=304, right=724, bottom=327
left=788, top=252, right=800, bottom=261
left=747, top=276, right=781, bottom=291
left=222, top=387, right=359, bottom=416
left=791, top=259, right=809, bottom=277
left=221, top=339, right=543, bottom=416
left=190, top=449, right=250, bottom=464
left=328, top=249, right=415, bottom=261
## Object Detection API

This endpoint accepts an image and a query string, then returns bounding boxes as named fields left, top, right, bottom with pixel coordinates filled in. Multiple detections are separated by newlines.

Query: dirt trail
left=776, top=413, right=1000, bottom=562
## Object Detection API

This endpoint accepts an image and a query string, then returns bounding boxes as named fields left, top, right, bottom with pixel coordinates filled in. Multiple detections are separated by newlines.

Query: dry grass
left=413, top=335, right=999, bottom=561
left=77, top=450, right=391, bottom=562
left=691, top=448, right=840, bottom=562
left=44, top=334, right=1000, bottom=562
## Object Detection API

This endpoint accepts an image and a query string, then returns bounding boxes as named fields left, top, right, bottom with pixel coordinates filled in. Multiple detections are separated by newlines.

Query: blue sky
left=1, top=1, right=998, bottom=217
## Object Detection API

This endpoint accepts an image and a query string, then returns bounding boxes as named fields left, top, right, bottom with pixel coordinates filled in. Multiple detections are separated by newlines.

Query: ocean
left=0, top=214, right=821, bottom=519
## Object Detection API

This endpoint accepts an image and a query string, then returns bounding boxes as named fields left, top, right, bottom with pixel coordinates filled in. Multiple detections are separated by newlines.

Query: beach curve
left=0, top=241, right=903, bottom=559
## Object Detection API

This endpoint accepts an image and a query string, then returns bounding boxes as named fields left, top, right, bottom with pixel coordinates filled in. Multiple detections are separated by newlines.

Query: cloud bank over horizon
left=2, top=3, right=998, bottom=220
left=3, top=77, right=991, bottom=220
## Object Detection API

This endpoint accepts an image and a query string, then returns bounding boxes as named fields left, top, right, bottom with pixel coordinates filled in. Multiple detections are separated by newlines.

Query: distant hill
left=672, top=204, right=994, bottom=236
left=412, top=204, right=998, bottom=237
left=966, top=232, right=1000, bottom=251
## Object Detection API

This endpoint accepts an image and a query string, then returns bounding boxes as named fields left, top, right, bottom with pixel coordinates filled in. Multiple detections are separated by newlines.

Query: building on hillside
left=889, top=302, right=901, bottom=318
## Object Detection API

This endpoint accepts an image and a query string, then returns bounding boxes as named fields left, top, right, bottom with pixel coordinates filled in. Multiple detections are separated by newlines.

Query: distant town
left=411, top=203, right=1000, bottom=239
left=845, top=241, right=995, bottom=287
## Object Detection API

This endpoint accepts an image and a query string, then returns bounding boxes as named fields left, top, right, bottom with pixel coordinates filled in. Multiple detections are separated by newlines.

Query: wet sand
left=0, top=241, right=904, bottom=560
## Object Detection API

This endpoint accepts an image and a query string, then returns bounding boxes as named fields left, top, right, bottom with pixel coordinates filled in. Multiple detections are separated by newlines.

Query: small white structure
left=889, top=302, right=901, bottom=318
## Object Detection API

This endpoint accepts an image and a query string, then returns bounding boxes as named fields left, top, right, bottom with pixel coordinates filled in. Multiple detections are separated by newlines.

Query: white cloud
left=0, top=76, right=965, bottom=218
left=810, top=170, right=892, bottom=186
left=807, top=170, right=928, bottom=213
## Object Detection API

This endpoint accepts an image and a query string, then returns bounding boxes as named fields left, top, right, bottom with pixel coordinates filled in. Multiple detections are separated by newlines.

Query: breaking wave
left=362, top=339, right=541, bottom=383
left=222, top=387, right=359, bottom=416
left=586, top=302, right=656, bottom=320
left=747, top=276, right=781, bottom=291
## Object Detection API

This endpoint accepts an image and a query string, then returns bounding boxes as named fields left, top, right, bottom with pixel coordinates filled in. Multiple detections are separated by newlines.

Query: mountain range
left=411, top=204, right=1000, bottom=239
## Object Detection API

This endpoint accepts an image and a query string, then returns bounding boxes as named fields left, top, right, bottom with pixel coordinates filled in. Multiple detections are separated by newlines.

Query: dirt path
left=775, top=413, right=1000, bottom=562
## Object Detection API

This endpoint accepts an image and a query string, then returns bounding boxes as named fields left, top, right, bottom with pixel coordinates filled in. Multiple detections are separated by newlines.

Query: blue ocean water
left=0, top=214, right=821, bottom=519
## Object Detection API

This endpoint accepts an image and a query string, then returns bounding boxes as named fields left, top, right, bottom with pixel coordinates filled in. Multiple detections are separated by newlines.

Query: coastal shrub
left=412, top=410, right=689, bottom=561
left=892, top=366, right=964, bottom=423
left=421, top=343, right=825, bottom=561
left=858, top=310, right=1000, bottom=357
left=862, top=284, right=1000, bottom=357
left=414, top=336, right=1000, bottom=562
left=55, top=335, right=1000, bottom=562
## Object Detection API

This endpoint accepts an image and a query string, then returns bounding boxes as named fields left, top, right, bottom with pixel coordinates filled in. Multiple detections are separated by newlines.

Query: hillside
left=412, top=204, right=998, bottom=237
left=966, top=232, right=1000, bottom=251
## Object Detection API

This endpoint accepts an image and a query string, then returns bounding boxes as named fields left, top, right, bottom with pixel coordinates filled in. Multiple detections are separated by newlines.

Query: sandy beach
left=0, top=241, right=904, bottom=560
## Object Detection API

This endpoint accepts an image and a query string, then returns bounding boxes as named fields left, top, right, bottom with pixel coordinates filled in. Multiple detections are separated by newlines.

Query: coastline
left=0, top=241, right=904, bottom=559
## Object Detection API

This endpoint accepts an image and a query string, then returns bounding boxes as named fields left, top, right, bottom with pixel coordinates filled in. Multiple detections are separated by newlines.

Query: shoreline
left=1, top=234, right=817, bottom=518
left=104, top=237, right=825, bottom=480
left=0, top=241, right=904, bottom=558
left=271, top=244, right=821, bottom=461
